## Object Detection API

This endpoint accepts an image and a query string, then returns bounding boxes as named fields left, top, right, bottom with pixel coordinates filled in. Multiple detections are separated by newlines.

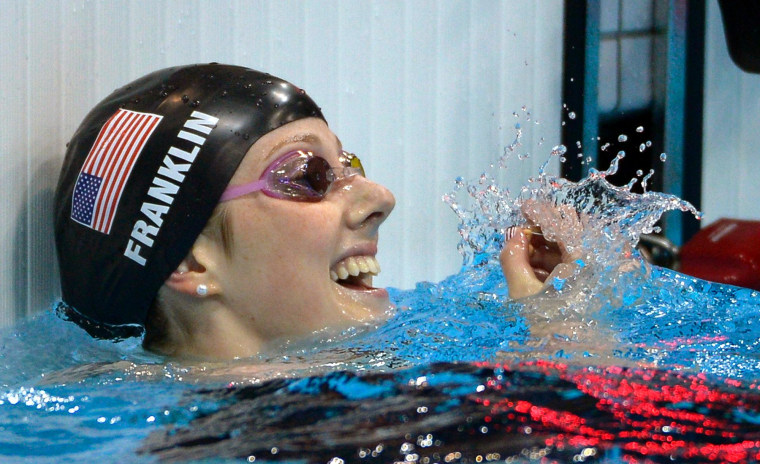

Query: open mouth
left=330, top=255, right=380, bottom=290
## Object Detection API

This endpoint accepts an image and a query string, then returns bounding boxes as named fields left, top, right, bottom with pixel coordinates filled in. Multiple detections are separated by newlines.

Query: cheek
left=229, top=201, right=339, bottom=270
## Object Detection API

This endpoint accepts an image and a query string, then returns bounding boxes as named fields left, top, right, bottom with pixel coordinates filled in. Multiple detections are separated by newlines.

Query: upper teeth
left=330, top=255, right=381, bottom=281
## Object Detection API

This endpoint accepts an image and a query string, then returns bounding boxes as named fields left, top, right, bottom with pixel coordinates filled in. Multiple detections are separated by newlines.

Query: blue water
left=2, top=257, right=760, bottom=462
left=4, top=127, right=760, bottom=461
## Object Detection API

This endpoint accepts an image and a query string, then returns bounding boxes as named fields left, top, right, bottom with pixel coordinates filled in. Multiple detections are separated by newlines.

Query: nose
left=343, top=176, right=395, bottom=233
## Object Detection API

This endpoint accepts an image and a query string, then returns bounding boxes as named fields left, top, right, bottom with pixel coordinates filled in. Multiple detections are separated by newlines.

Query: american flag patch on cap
left=71, top=109, right=163, bottom=234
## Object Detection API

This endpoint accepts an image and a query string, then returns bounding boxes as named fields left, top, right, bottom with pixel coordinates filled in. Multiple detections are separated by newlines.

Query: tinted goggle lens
left=220, top=150, right=365, bottom=202
left=339, top=151, right=365, bottom=177
left=271, top=154, right=332, bottom=200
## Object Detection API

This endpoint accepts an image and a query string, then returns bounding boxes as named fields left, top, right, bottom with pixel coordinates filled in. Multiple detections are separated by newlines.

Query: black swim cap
left=54, top=63, right=324, bottom=338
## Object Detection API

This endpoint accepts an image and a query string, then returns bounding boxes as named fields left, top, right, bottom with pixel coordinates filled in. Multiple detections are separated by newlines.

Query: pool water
left=3, top=128, right=760, bottom=462
left=144, top=361, right=760, bottom=463
left=2, top=256, right=760, bottom=463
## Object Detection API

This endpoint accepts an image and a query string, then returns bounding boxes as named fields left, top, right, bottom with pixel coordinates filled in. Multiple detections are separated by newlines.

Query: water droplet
left=181, top=95, right=190, bottom=103
left=636, top=169, right=643, bottom=176
left=601, top=143, right=611, bottom=152
left=189, top=100, right=200, bottom=108
left=576, top=141, right=582, bottom=149
left=660, top=153, right=667, bottom=162
left=568, top=111, right=576, bottom=120
left=646, top=140, right=652, bottom=147
left=551, top=145, right=567, bottom=156
left=618, top=134, right=628, bottom=142
left=639, top=143, right=646, bottom=152
left=617, top=150, right=625, bottom=159
left=636, top=126, right=644, bottom=133
left=641, top=169, right=655, bottom=192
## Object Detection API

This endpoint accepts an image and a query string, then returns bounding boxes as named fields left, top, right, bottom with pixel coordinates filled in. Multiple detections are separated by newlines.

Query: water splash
left=442, top=114, right=704, bottom=356
left=443, top=118, right=700, bottom=270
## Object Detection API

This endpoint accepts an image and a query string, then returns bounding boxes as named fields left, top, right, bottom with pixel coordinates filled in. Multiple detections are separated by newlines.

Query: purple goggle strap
left=219, top=179, right=268, bottom=202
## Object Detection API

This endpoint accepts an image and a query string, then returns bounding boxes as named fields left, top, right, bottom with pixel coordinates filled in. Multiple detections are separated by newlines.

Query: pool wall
left=0, top=0, right=565, bottom=327
left=701, top=1, right=760, bottom=226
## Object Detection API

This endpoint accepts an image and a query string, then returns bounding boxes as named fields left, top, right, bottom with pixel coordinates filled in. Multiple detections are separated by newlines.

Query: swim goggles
left=220, top=150, right=365, bottom=202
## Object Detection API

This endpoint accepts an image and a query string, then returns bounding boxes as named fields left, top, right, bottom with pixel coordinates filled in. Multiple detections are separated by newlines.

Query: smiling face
left=211, top=117, right=396, bottom=346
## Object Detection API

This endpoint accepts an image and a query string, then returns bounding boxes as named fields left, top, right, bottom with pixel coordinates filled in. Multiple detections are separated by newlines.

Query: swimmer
left=54, top=63, right=567, bottom=360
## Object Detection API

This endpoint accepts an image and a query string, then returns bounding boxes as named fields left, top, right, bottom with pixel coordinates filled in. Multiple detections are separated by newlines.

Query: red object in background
left=680, top=218, right=760, bottom=290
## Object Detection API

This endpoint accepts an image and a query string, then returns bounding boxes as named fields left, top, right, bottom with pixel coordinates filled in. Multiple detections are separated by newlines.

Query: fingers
left=528, top=232, right=563, bottom=272
left=502, top=198, right=589, bottom=300
left=501, top=227, right=545, bottom=299
left=521, top=200, right=583, bottom=262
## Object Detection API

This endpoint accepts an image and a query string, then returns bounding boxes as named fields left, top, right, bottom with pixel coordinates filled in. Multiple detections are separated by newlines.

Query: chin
left=331, top=284, right=394, bottom=322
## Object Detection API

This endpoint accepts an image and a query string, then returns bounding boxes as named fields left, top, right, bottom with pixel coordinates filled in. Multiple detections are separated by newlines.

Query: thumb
left=501, top=227, right=545, bottom=299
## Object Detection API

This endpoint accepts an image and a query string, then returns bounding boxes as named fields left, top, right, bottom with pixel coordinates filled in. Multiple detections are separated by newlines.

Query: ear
left=163, top=234, right=223, bottom=298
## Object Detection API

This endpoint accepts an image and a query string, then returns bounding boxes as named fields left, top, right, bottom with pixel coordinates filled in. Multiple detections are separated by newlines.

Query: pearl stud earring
left=196, top=284, right=208, bottom=296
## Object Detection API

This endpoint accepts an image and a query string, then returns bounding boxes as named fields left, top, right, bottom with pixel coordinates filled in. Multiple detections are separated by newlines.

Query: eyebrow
left=267, top=133, right=321, bottom=157
left=265, top=132, right=344, bottom=159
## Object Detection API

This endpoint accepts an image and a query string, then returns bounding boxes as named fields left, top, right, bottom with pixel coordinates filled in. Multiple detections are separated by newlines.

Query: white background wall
left=702, top=1, right=760, bottom=225
left=0, top=0, right=565, bottom=326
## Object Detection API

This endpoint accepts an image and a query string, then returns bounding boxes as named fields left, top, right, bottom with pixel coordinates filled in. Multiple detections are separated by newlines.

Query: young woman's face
left=214, top=117, right=395, bottom=345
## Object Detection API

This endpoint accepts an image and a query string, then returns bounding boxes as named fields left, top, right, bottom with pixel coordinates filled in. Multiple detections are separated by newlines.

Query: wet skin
left=219, top=118, right=396, bottom=336
left=155, top=119, right=562, bottom=359
left=159, top=118, right=396, bottom=358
